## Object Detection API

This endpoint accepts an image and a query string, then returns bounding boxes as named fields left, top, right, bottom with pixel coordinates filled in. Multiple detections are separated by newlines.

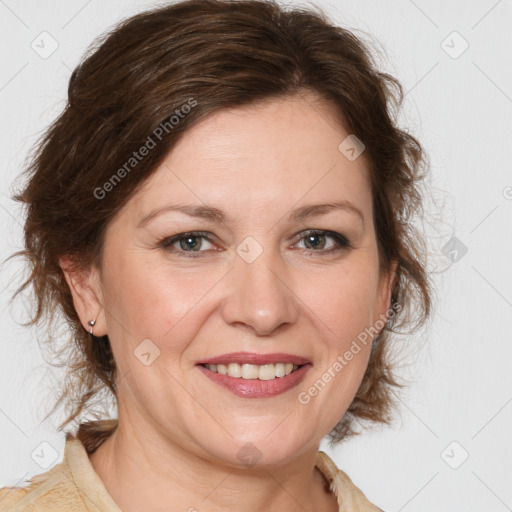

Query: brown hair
left=7, top=0, right=433, bottom=446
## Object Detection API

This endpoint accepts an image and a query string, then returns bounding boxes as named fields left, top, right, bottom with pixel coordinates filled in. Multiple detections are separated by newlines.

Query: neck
left=87, top=419, right=338, bottom=512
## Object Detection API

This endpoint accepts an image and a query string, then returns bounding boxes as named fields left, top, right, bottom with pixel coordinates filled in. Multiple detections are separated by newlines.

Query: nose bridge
left=221, top=236, right=298, bottom=336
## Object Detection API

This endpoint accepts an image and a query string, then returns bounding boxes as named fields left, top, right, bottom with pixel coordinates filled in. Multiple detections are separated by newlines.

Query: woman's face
left=78, top=94, right=395, bottom=467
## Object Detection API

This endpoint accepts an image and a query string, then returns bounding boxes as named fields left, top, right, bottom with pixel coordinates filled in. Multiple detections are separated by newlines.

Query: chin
left=199, top=432, right=313, bottom=470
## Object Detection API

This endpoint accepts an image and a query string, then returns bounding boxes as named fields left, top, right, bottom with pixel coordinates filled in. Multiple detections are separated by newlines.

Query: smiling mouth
left=200, top=362, right=303, bottom=380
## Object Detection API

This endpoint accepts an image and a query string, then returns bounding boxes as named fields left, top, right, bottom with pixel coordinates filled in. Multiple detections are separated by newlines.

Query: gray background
left=1, top=1, right=511, bottom=511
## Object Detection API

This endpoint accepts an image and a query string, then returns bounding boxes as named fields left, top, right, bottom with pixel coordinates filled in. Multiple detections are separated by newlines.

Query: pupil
left=307, top=234, right=324, bottom=249
left=182, top=237, right=199, bottom=250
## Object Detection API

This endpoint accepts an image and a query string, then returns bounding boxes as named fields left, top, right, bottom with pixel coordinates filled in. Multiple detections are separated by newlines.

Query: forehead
left=122, top=94, right=372, bottom=225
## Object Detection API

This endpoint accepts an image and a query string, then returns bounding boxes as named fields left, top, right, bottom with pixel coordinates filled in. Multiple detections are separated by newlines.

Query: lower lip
left=196, top=364, right=312, bottom=398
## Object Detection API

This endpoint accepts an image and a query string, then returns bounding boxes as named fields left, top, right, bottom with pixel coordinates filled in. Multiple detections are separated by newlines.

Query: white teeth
left=258, top=364, right=275, bottom=381
left=227, top=363, right=242, bottom=378
left=241, top=364, right=259, bottom=379
left=275, top=363, right=285, bottom=378
left=203, top=362, right=301, bottom=380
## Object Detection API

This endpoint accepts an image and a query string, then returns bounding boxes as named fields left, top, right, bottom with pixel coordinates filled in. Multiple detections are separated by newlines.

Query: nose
left=220, top=244, right=300, bottom=336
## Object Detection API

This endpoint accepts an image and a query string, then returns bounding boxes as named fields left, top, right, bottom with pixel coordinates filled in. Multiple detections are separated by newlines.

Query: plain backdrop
left=0, top=1, right=511, bottom=511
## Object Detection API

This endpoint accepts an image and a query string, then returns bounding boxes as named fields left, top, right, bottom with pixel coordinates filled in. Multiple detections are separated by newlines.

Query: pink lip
left=197, top=363, right=312, bottom=399
left=196, top=351, right=311, bottom=366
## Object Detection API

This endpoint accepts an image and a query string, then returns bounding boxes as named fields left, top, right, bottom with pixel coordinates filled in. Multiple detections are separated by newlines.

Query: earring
left=87, top=318, right=96, bottom=335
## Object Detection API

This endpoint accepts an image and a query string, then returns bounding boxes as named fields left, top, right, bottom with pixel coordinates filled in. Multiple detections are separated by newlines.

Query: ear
left=59, top=255, right=107, bottom=337
left=374, top=258, right=398, bottom=328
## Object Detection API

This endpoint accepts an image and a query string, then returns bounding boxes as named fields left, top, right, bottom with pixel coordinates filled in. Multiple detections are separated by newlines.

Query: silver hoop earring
left=87, top=319, right=96, bottom=335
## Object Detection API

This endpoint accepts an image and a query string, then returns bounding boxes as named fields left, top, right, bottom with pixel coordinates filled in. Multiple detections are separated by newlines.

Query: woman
left=0, top=0, right=432, bottom=510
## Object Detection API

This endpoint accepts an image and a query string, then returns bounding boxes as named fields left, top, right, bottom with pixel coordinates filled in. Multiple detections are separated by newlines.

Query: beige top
left=0, top=427, right=383, bottom=511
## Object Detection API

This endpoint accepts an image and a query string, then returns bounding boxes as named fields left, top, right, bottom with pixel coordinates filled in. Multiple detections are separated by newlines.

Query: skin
left=61, top=92, right=397, bottom=512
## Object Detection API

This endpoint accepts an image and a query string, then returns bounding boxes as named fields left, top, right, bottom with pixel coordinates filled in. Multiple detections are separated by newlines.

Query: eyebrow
left=137, top=200, right=364, bottom=228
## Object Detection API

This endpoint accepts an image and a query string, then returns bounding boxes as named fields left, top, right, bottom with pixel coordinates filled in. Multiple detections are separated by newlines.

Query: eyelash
left=158, top=230, right=351, bottom=258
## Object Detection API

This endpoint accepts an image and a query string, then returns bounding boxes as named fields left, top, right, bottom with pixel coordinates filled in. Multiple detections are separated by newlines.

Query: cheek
left=103, top=254, right=224, bottom=350
left=298, top=260, right=379, bottom=343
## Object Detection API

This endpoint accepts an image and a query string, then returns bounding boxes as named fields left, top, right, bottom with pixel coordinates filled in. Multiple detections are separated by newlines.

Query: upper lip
left=197, top=351, right=311, bottom=366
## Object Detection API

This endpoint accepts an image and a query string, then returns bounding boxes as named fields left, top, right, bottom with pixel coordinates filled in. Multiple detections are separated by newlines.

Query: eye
left=159, top=231, right=215, bottom=258
left=158, top=229, right=351, bottom=258
left=294, top=230, right=351, bottom=253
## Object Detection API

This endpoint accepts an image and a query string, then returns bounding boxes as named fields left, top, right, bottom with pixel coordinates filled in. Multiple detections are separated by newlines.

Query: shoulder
left=0, top=458, right=85, bottom=511
left=1, top=428, right=121, bottom=512
left=316, top=451, right=385, bottom=511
